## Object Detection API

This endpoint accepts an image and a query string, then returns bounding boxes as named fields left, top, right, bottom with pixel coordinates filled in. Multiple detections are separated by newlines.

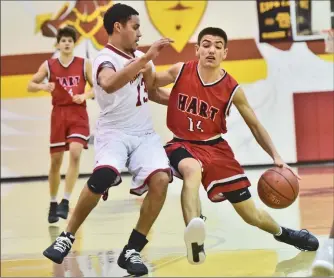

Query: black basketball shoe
left=56, top=199, right=69, bottom=219
left=43, top=232, right=75, bottom=264
left=48, top=202, right=59, bottom=223
left=117, top=245, right=148, bottom=276
left=274, top=227, right=319, bottom=251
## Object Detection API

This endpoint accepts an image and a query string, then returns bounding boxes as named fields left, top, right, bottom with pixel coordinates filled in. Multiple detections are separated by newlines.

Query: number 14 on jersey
left=187, top=117, right=204, bottom=132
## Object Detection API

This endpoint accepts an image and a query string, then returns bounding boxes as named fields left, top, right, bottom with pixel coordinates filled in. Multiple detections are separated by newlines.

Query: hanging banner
left=257, top=0, right=292, bottom=42
left=294, top=0, right=312, bottom=36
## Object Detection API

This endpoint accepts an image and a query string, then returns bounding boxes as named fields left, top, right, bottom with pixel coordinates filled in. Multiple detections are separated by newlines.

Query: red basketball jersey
left=47, top=57, right=87, bottom=106
left=167, top=60, right=239, bottom=141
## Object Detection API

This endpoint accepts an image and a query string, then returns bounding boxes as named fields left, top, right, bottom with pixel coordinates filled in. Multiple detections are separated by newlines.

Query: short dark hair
left=197, top=27, right=228, bottom=47
left=57, top=26, right=77, bottom=43
left=103, top=3, right=139, bottom=35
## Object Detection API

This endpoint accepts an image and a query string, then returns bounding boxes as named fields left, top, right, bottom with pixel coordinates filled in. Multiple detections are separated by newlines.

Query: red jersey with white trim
left=47, top=57, right=87, bottom=106
left=167, top=60, right=239, bottom=141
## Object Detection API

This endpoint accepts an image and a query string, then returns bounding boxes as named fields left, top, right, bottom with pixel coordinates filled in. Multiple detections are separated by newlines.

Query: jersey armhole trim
left=96, top=61, right=116, bottom=85
left=83, top=58, right=87, bottom=81
left=172, top=63, right=185, bottom=89
left=225, top=84, right=240, bottom=116
left=45, top=60, right=50, bottom=81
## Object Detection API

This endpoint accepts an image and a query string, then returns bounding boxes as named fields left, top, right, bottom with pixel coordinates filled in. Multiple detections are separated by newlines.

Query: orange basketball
left=257, top=167, right=299, bottom=209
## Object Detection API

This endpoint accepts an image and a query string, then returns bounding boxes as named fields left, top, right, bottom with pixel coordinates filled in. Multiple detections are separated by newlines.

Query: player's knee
left=87, top=167, right=119, bottom=194
left=178, top=159, right=201, bottom=180
left=148, top=171, right=169, bottom=198
left=69, top=143, right=83, bottom=162
left=50, top=154, right=63, bottom=171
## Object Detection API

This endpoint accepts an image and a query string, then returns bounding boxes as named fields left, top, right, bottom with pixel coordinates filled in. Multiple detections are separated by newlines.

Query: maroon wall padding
left=294, top=91, right=334, bottom=162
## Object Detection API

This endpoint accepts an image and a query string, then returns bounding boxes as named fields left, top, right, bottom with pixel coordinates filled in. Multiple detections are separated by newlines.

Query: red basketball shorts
left=50, top=105, right=90, bottom=153
left=165, top=137, right=251, bottom=202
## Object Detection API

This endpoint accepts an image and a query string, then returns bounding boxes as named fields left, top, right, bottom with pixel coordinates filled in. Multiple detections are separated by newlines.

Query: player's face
left=121, top=15, right=142, bottom=53
left=57, top=36, right=75, bottom=55
left=196, top=35, right=228, bottom=68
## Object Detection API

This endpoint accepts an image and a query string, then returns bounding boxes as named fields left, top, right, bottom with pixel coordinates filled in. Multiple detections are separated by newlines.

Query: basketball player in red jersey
left=144, top=27, right=319, bottom=264
left=27, top=26, right=94, bottom=223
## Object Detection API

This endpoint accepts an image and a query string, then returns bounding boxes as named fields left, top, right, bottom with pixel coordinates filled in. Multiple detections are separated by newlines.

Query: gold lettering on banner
left=265, top=18, right=275, bottom=26
left=259, top=1, right=290, bottom=13
left=299, top=0, right=309, bottom=10
left=262, top=31, right=287, bottom=39
left=276, top=12, right=291, bottom=29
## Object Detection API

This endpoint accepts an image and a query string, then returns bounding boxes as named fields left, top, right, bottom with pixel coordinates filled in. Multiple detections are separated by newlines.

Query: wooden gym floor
left=1, top=164, right=333, bottom=277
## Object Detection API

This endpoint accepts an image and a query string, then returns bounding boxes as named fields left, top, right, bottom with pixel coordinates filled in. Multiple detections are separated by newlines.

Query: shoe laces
left=290, top=229, right=311, bottom=251
left=54, top=236, right=72, bottom=253
left=124, top=249, right=143, bottom=264
left=295, top=229, right=310, bottom=239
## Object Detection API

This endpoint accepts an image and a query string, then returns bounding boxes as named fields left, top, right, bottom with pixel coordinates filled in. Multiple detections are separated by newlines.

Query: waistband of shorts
left=172, top=136, right=224, bottom=146
left=53, top=104, right=85, bottom=108
left=95, top=127, right=155, bottom=137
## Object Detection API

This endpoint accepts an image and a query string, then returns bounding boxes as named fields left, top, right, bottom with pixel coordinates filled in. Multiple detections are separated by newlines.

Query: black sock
left=127, top=229, right=148, bottom=252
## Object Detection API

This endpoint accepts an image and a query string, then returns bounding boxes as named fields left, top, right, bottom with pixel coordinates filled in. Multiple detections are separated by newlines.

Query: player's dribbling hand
left=145, top=38, right=174, bottom=61
left=274, top=157, right=301, bottom=180
left=43, top=82, right=55, bottom=92
left=72, top=94, right=86, bottom=104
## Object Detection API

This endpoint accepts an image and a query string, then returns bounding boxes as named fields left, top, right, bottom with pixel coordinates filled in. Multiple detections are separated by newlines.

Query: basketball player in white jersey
left=43, top=4, right=173, bottom=276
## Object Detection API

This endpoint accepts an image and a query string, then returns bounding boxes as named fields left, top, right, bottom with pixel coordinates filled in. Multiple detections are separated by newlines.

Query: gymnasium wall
left=1, top=0, right=333, bottom=178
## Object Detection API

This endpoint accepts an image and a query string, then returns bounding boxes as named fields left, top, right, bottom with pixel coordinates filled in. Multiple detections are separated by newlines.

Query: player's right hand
left=145, top=38, right=174, bottom=61
left=42, top=82, right=55, bottom=92
left=274, top=157, right=301, bottom=180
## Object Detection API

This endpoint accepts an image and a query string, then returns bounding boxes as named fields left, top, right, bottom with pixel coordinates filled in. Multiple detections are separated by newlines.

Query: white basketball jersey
left=92, top=44, right=154, bottom=135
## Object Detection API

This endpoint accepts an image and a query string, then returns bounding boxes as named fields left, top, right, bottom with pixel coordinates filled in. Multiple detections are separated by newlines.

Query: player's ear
left=114, top=22, right=122, bottom=33
left=195, top=44, right=200, bottom=58
left=223, top=47, right=228, bottom=60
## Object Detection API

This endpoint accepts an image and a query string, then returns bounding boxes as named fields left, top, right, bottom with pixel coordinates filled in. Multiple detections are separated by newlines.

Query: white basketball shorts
left=94, top=129, right=172, bottom=196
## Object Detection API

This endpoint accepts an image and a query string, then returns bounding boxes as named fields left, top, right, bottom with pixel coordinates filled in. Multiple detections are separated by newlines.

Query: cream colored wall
left=1, top=1, right=333, bottom=178
left=1, top=0, right=259, bottom=55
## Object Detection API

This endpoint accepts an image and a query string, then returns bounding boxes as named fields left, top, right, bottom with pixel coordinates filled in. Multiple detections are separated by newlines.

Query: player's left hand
left=274, top=157, right=301, bottom=180
left=72, top=94, right=86, bottom=104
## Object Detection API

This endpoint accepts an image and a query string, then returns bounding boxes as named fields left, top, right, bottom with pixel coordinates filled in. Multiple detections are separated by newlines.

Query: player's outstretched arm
left=142, top=63, right=171, bottom=106
left=142, top=61, right=183, bottom=105
left=233, top=87, right=300, bottom=178
left=99, top=38, right=173, bottom=94
left=233, top=88, right=283, bottom=161
left=152, top=62, right=184, bottom=88
left=148, top=87, right=171, bottom=106
left=98, top=55, right=150, bottom=94
left=83, top=60, right=94, bottom=99
left=27, top=62, right=54, bottom=93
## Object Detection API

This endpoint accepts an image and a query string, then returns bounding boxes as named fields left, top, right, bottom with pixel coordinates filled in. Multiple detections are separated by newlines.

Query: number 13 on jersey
left=136, top=78, right=148, bottom=107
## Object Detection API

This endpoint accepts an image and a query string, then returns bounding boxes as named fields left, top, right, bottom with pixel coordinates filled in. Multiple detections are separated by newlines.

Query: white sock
left=63, top=192, right=71, bottom=201
left=275, top=226, right=283, bottom=236
left=50, top=196, right=57, bottom=203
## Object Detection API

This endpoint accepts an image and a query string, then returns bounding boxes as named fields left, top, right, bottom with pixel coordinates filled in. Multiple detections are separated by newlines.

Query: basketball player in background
left=43, top=4, right=173, bottom=276
left=144, top=27, right=319, bottom=265
left=27, top=26, right=94, bottom=223
left=311, top=221, right=334, bottom=276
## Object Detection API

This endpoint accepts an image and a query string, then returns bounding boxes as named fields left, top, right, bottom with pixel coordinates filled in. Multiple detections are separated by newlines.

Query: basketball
left=257, top=167, right=299, bottom=209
